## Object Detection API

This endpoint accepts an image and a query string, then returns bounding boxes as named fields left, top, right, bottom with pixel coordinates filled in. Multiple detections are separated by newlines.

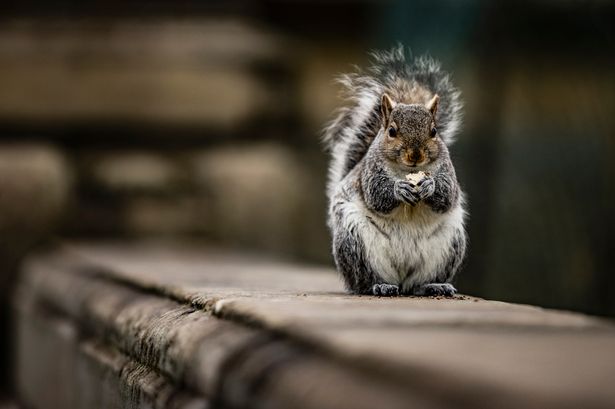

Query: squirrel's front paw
left=372, top=283, right=400, bottom=297
left=394, top=180, right=420, bottom=206
left=416, top=176, right=436, bottom=200
left=411, top=283, right=457, bottom=297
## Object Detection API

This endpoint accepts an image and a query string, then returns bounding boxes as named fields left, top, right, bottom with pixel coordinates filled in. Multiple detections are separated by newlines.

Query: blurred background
left=0, top=0, right=614, bottom=393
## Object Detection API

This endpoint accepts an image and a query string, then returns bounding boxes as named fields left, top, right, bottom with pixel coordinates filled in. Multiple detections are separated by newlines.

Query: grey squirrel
left=324, top=46, right=467, bottom=296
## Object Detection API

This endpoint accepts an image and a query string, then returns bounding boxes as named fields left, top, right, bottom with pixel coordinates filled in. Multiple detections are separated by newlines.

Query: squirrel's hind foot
left=410, top=283, right=457, bottom=297
left=372, top=283, right=400, bottom=297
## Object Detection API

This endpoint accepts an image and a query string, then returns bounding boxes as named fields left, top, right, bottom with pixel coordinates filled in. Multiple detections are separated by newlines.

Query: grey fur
left=360, top=156, right=400, bottom=215
left=424, top=154, right=460, bottom=214
left=332, top=187, right=379, bottom=294
left=326, top=46, right=467, bottom=297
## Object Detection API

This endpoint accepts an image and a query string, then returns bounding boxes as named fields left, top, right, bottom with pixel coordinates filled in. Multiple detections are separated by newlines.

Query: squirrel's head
left=378, top=93, right=442, bottom=170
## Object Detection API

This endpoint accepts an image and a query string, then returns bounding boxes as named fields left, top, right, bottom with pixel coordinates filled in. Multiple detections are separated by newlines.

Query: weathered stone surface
left=78, top=341, right=208, bottom=409
left=15, top=296, right=208, bottom=409
left=214, top=294, right=608, bottom=330
left=19, top=255, right=254, bottom=396
left=13, top=242, right=615, bottom=409
left=17, top=250, right=438, bottom=409
left=217, top=338, right=446, bottom=409
left=60, top=241, right=338, bottom=298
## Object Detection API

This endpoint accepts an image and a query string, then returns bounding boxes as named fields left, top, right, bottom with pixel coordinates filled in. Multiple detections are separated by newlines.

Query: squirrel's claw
left=394, top=180, right=420, bottom=206
left=417, top=177, right=436, bottom=200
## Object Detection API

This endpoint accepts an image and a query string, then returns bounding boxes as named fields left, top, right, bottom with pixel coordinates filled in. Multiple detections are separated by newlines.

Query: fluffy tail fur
left=324, top=46, right=462, bottom=193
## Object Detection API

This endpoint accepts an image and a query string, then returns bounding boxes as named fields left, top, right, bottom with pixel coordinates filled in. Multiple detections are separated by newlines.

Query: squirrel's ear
left=426, top=94, right=439, bottom=117
left=381, top=93, right=395, bottom=122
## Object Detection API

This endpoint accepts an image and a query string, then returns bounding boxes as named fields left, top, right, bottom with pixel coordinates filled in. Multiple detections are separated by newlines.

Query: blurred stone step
left=0, top=144, right=70, bottom=262
left=64, top=144, right=330, bottom=262
left=0, top=18, right=291, bottom=132
left=13, top=241, right=615, bottom=409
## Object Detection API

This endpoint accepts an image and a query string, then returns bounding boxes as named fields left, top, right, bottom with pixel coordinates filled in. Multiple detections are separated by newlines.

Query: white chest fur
left=348, top=198, right=465, bottom=291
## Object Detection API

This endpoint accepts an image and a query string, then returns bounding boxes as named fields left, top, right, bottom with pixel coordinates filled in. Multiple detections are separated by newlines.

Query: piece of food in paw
left=405, top=171, right=429, bottom=186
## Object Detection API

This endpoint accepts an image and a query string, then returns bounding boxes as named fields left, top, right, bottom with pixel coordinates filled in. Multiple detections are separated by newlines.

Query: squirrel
left=324, top=46, right=467, bottom=297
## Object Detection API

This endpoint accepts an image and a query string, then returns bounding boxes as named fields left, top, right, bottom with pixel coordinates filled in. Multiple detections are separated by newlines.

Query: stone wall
left=13, top=242, right=615, bottom=409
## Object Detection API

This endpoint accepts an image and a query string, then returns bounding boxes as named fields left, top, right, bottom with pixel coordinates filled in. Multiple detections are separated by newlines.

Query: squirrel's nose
left=410, top=150, right=422, bottom=162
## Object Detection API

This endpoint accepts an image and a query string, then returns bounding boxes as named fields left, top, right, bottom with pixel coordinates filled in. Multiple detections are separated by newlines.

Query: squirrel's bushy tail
left=324, top=45, right=462, bottom=193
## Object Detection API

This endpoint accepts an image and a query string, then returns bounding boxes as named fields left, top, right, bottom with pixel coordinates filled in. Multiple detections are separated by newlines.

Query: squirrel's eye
left=388, top=127, right=397, bottom=137
left=430, top=127, right=437, bottom=137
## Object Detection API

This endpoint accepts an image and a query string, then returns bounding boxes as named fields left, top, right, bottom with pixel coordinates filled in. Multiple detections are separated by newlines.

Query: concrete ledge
left=13, top=242, right=615, bottom=409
